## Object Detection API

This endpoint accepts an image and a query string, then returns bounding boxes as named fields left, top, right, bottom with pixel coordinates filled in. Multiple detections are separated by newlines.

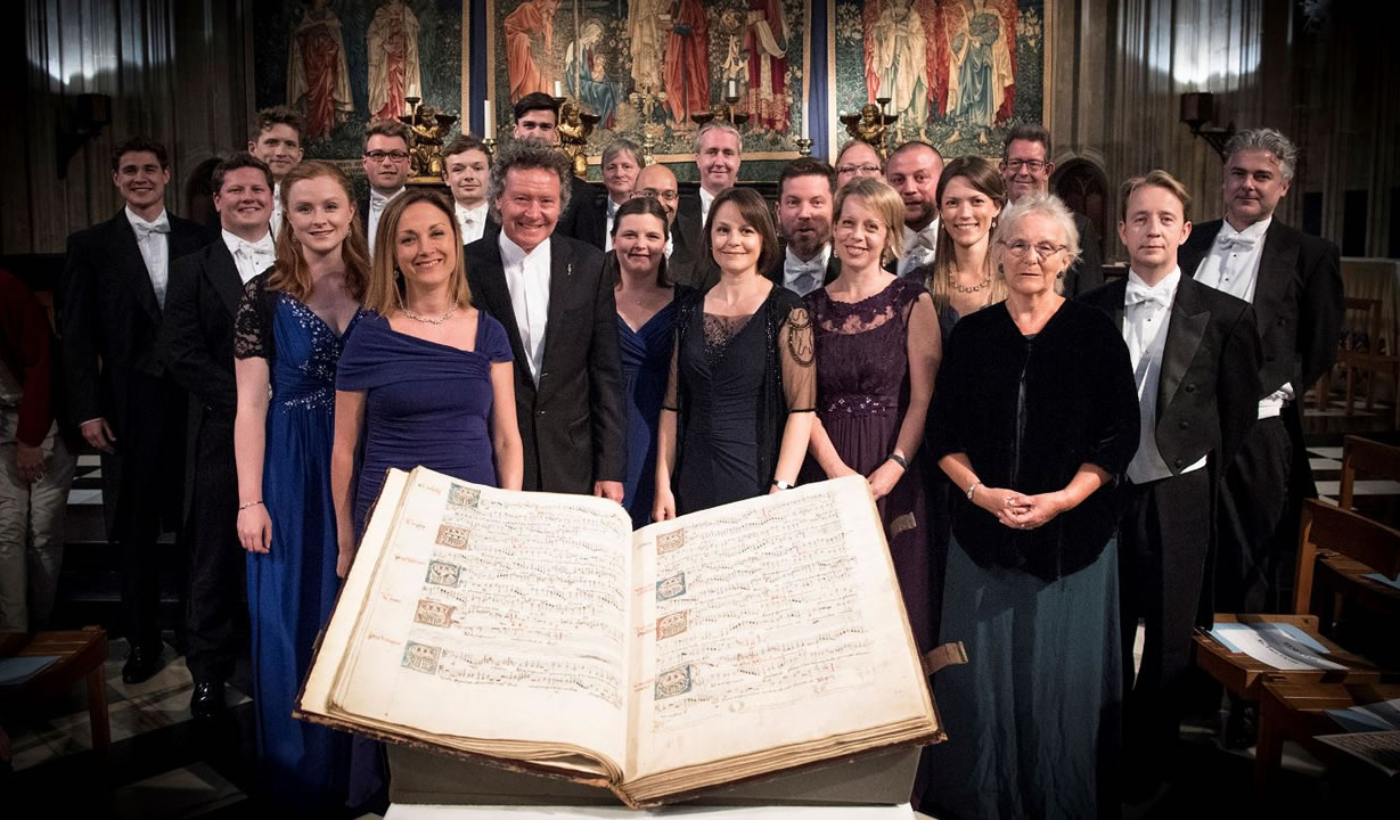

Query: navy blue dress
left=337, top=311, right=513, bottom=533
left=618, top=299, right=678, bottom=528
left=234, top=277, right=362, bottom=810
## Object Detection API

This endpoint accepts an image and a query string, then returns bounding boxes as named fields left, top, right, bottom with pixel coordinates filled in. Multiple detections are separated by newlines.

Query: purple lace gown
left=805, top=277, right=933, bottom=652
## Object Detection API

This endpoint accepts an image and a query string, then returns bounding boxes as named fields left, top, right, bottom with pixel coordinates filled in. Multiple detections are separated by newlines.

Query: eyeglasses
left=365, top=150, right=410, bottom=163
left=837, top=164, right=882, bottom=176
left=1002, top=240, right=1067, bottom=259
left=1003, top=159, right=1048, bottom=173
left=633, top=188, right=679, bottom=202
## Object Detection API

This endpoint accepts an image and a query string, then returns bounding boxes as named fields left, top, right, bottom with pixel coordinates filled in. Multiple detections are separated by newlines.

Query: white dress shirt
left=270, top=182, right=284, bottom=240
left=367, top=187, right=405, bottom=253
left=1122, top=268, right=1207, bottom=484
left=699, top=187, right=716, bottom=229
left=1194, top=216, right=1290, bottom=418
left=500, top=232, right=552, bottom=384
left=664, top=234, right=674, bottom=259
left=455, top=201, right=489, bottom=245
left=125, top=206, right=171, bottom=308
left=603, top=197, right=624, bottom=252
left=222, top=228, right=276, bottom=285
left=899, top=219, right=940, bottom=278
left=783, top=244, right=831, bottom=297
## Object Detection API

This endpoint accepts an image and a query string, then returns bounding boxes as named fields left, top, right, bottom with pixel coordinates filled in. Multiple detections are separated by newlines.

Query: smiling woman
left=654, top=187, right=815, bottom=520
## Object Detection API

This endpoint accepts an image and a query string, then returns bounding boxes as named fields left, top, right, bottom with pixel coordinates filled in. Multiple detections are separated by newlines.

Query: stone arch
left=1052, top=158, right=1110, bottom=261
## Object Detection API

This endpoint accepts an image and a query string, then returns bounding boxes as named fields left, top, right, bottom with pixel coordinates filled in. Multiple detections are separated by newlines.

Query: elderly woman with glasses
left=922, top=193, right=1140, bottom=820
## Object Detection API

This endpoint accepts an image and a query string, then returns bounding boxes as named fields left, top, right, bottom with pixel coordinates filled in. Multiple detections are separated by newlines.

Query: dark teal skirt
left=924, top=535, right=1123, bottom=820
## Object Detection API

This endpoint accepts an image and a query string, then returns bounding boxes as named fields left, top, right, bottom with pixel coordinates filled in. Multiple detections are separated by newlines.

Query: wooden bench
left=1256, top=679, right=1400, bottom=790
left=0, top=627, right=110, bottom=753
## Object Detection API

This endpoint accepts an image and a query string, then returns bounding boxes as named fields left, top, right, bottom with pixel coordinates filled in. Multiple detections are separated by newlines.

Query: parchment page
left=625, top=476, right=931, bottom=781
left=331, top=468, right=633, bottom=769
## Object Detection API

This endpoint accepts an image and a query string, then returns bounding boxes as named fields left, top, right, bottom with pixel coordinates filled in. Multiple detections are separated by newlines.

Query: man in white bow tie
left=1177, top=128, right=1343, bottom=618
left=160, top=152, right=274, bottom=717
left=885, top=141, right=944, bottom=278
left=63, top=136, right=214, bottom=684
left=772, top=157, right=839, bottom=296
left=443, top=133, right=494, bottom=244
left=1081, top=171, right=1260, bottom=792
left=246, top=106, right=304, bottom=240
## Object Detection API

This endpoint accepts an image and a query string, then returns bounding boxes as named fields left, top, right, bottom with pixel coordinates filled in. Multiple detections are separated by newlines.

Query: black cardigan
left=928, top=299, right=1140, bottom=580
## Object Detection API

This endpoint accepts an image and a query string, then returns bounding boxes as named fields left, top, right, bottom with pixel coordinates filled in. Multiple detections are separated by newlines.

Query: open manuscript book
left=297, top=470, right=940, bottom=808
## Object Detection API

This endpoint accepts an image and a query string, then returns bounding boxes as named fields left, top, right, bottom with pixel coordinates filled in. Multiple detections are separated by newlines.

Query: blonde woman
left=806, top=177, right=941, bottom=651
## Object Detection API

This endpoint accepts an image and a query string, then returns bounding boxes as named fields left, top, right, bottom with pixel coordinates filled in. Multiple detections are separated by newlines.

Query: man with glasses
left=358, top=119, right=412, bottom=253
left=1000, top=123, right=1102, bottom=295
left=835, top=140, right=883, bottom=189
left=631, top=163, right=701, bottom=287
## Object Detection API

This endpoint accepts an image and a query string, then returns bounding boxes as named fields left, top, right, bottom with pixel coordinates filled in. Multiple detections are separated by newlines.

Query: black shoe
left=121, top=643, right=165, bottom=684
left=190, top=681, right=226, bottom=719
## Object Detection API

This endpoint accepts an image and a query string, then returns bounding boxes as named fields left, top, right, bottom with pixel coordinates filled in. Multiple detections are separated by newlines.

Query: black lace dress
left=664, top=285, right=815, bottom=514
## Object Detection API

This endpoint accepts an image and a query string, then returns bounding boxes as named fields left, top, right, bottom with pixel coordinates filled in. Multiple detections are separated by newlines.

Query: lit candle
left=554, top=80, right=563, bottom=98
left=484, top=99, right=494, bottom=139
left=801, top=107, right=809, bottom=141
left=727, top=80, right=737, bottom=99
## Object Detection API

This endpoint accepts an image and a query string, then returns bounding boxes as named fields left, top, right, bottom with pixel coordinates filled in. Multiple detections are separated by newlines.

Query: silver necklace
left=401, top=306, right=458, bottom=325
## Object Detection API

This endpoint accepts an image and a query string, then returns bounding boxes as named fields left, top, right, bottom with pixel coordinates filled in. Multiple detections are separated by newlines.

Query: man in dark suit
left=160, top=153, right=274, bottom=717
left=771, top=158, right=841, bottom=295
left=357, top=119, right=411, bottom=254
left=246, top=105, right=304, bottom=238
left=596, top=139, right=644, bottom=252
left=62, top=136, right=214, bottom=683
left=463, top=140, right=626, bottom=498
left=1001, top=123, right=1103, bottom=296
left=1179, top=128, right=1344, bottom=614
left=443, top=133, right=498, bottom=244
left=509, top=92, right=605, bottom=249
left=674, top=121, right=742, bottom=269
left=1081, top=171, right=1260, bottom=793
left=632, top=163, right=703, bottom=288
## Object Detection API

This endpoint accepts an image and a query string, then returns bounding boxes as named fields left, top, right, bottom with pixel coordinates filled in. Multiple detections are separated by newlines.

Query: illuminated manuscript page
left=624, top=476, right=932, bottom=782
left=330, top=469, right=634, bottom=771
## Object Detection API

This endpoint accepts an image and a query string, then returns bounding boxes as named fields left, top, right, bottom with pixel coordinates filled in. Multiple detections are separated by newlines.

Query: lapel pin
left=567, top=262, right=574, bottom=277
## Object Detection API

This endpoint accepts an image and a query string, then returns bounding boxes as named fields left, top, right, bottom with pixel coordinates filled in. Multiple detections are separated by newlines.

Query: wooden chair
left=0, top=627, right=111, bottom=755
left=1337, top=435, right=1400, bottom=526
left=1197, top=500, right=1400, bottom=791
left=1294, top=498, right=1400, bottom=630
left=1256, top=679, right=1400, bottom=790
left=1333, top=297, right=1400, bottom=425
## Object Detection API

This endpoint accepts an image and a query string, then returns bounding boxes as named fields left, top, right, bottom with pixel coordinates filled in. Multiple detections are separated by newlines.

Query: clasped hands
left=972, top=486, right=1067, bottom=530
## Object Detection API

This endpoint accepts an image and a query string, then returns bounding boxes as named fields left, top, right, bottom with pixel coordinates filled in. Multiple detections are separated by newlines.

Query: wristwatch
left=771, top=479, right=794, bottom=490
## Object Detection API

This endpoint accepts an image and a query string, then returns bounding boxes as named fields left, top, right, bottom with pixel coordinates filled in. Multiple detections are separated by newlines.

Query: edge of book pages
left=295, top=468, right=943, bottom=809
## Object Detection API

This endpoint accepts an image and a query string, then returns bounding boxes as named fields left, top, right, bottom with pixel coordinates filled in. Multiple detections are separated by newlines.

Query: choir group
left=0, top=89, right=1341, bottom=817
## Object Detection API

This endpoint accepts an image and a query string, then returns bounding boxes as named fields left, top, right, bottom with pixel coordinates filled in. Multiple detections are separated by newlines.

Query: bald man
left=633, top=163, right=703, bottom=288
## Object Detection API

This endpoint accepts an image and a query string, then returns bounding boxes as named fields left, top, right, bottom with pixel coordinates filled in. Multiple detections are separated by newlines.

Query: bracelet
left=887, top=453, right=908, bottom=470
left=771, top=479, right=794, bottom=490
left=239, top=500, right=264, bottom=511
left=966, top=482, right=980, bottom=501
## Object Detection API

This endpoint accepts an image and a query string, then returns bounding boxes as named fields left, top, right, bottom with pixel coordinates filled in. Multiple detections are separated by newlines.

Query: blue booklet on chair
left=0, top=655, right=59, bottom=686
